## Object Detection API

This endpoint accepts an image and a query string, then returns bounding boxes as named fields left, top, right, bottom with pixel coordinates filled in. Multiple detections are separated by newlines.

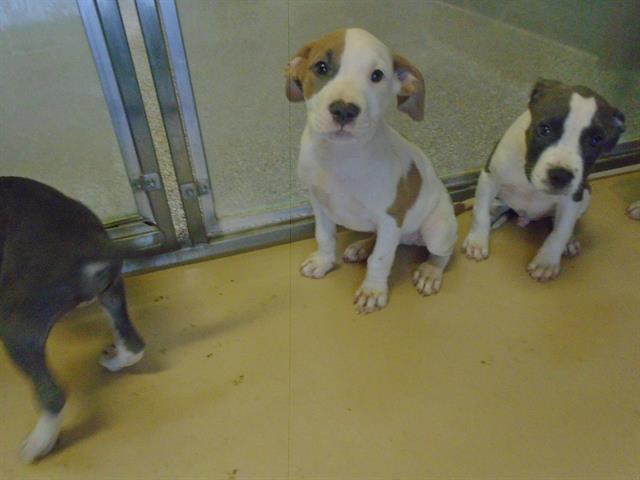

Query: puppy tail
left=81, top=260, right=117, bottom=295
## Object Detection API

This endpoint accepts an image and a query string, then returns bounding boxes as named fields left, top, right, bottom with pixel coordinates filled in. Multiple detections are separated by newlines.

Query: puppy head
left=285, top=28, right=425, bottom=143
left=525, top=78, right=625, bottom=197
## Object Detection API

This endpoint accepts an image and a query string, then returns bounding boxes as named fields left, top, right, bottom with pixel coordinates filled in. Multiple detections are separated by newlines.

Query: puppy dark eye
left=371, top=69, right=384, bottom=83
left=590, top=134, right=603, bottom=147
left=537, top=124, right=552, bottom=137
left=314, top=61, right=329, bottom=76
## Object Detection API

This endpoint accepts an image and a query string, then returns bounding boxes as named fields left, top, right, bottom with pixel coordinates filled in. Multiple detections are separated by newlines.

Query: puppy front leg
left=300, top=194, right=337, bottom=279
left=463, top=170, right=500, bottom=260
left=354, top=218, right=401, bottom=314
left=528, top=199, right=580, bottom=281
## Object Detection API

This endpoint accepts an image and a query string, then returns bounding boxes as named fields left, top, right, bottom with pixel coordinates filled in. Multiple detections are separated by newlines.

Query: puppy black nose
left=329, top=100, right=360, bottom=126
left=547, top=167, right=574, bottom=189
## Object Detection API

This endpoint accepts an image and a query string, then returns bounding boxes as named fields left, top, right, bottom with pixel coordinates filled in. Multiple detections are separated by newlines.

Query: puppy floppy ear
left=602, top=107, right=626, bottom=152
left=285, top=44, right=313, bottom=102
left=612, top=108, right=626, bottom=135
left=529, top=78, right=563, bottom=107
left=393, top=54, right=425, bottom=121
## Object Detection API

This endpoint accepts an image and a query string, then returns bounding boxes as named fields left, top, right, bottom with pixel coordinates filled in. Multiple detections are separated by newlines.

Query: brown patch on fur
left=393, top=54, right=425, bottom=121
left=387, top=162, right=423, bottom=227
left=454, top=202, right=471, bottom=216
left=285, top=29, right=346, bottom=101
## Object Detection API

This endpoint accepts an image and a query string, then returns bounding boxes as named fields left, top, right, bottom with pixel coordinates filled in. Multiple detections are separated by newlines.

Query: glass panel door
left=0, top=0, right=137, bottom=222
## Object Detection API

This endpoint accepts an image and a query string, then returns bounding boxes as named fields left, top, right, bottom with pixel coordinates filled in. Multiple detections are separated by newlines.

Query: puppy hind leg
left=343, top=235, right=376, bottom=263
left=626, top=200, right=640, bottom=220
left=489, top=200, right=515, bottom=230
left=414, top=207, right=456, bottom=296
left=562, top=237, right=581, bottom=258
left=2, top=330, right=65, bottom=463
left=98, top=276, right=144, bottom=372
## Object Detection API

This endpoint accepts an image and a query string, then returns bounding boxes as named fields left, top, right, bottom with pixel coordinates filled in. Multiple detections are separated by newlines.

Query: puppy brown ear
left=285, top=44, right=313, bottom=102
left=393, top=54, right=425, bottom=121
left=529, top=78, right=563, bottom=106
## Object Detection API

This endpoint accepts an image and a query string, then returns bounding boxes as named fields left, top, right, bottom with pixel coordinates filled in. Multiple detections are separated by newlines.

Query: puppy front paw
left=527, top=253, right=561, bottom=282
left=462, top=231, right=489, bottom=261
left=626, top=200, right=640, bottom=220
left=300, top=253, right=335, bottom=279
left=412, top=262, right=443, bottom=296
left=354, top=282, right=388, bottom=314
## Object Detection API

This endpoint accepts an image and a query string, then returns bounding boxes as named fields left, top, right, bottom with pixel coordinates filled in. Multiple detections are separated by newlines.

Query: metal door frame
left=77, top=0, right=179, bottom=250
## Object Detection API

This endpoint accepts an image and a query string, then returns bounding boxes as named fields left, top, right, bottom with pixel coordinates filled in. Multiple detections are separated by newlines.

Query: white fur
left=99, top=336, right=144, bottom=372
left=463, top=96, right=593, bottom=281
left=627, top=200, right=640, bottom=220
left=21, top=410, right=62, bottom=463
left=296, top=29, right=457, bottom=313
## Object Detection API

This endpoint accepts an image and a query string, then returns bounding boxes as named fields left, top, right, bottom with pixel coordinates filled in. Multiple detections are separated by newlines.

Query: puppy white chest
left=311, top=171, right=376, bottom=232
left=498, top=183, right=557, bottom=220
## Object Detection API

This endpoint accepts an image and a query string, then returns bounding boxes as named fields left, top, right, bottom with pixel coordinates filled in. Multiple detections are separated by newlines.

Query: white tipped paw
left=343, top=237, right=375, bottom=263
left=527, top=255, right=561, bottom=282
left=563, top=238, right=581, bottom=258
left=626, top=200, right=640, bottom=220
left=300, top=253, right=335, bottom=279
left=21, top=411, right=62, bottom=463
left=99, top=343, right=144, bottom=372
left=412, top=262, right=444, bottom=296
left=354, top=283, right=388, bottom=314
left=462, top=231, right=489, bottom=261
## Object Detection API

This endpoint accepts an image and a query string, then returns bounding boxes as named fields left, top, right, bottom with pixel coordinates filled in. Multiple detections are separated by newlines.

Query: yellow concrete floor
left=1, top=172, right=639, bottom=479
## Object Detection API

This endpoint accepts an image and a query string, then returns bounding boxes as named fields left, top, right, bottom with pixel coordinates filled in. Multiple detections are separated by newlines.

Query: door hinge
left=180, top=180, right=210, bottom=199
left=131, top=173, right=162, bottom=192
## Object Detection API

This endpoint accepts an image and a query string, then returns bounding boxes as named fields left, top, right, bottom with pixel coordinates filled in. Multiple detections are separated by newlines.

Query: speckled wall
left=118, top=0, right=190, bottom=243
left=0, top=0, right=137, bottom=222
left=177, top=0, right=639, bottom=223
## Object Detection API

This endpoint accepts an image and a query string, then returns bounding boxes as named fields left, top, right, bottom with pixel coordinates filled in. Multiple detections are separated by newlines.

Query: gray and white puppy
left=0, top=177, right=155, bottom=462
left=463, top=79, right=625, bottom=281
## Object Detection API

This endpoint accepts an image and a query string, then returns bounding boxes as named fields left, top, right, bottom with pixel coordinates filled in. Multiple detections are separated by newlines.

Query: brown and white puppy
left=463, top=79, right=625, bottom=280
left=286, top=28, right=457, bottom=313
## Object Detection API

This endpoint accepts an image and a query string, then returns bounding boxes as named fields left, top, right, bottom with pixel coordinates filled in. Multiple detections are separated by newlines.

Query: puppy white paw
left=343, top=237, right=375, bottom=263
left=300, top=253, right=335, bottom=279
left=462, top=231, right=489, bottom=261
left=527, top=255, right=561, bottom=282
left=21, top=411, right=62, bottom=463
left=99, top=343, right=144, bottom=372
left=626, top=200, right=640, bottom=220
left=354, top=282, right=388, bottom=314
left=413, top=262, right=443, bottom=296
left=562, top=238, right=581, bottom=258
